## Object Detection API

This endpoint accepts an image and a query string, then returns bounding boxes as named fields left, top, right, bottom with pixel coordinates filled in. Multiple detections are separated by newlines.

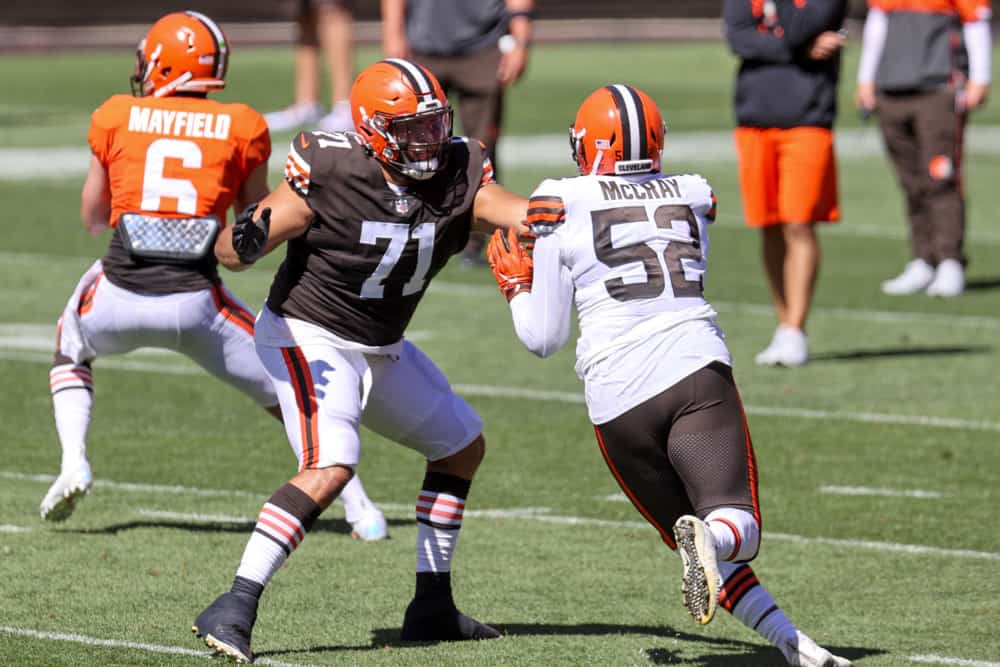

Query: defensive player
left=41, top=11, right=388, bottom=541
left=191, top=59, right=528, bottom=662
left=487, top=85, right=852, bottom=667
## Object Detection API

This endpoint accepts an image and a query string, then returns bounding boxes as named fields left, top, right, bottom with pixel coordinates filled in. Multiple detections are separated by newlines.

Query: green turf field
left=1, top=42, right=999, bottom=666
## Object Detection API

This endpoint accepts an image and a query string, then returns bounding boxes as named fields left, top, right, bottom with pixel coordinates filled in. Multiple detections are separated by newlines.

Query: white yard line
left=819, top=485, right=946, bottom=499
left=0, top=471, right=261, bottom=498
left=2, top=347, right=998, bottom=433
left=3, top=246, right=1000, bottom=325
left=0, top=524, right=32, bottom=533
left=8, top=125, right=1000, bottom=179
left=910, top=655, right=1000, bottom=667
left=128, top=507, right=1000, bottom=561
left=0, top=626, right=320, bottom=667
left=11, top=473, right=1000, bottom=561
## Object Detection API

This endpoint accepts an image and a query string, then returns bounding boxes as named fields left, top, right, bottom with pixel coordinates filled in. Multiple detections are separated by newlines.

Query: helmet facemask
left=367, top=105, right=453, bottom=181
left=130, top=40, right=151, bottom=97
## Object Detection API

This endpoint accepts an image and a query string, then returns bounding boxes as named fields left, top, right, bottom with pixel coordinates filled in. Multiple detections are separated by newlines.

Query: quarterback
left=191, top=59, right=528, bottom=662
left=41, top=11, right=387, bottom=540
left=487, top=85, right=852, bottom=667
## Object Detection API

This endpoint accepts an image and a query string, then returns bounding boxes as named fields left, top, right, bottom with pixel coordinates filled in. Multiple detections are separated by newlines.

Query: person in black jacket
left=724, top=0, right=848, bottom=367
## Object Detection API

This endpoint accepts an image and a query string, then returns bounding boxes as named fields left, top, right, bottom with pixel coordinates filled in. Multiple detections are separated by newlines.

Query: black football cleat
left=192, top=591, right=258, bottom=663
left=400, top=595, right=501, bottom=641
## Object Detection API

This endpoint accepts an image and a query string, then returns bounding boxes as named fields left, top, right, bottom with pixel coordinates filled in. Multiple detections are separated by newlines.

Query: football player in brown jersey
left=192, top=59, right=529, bottom=662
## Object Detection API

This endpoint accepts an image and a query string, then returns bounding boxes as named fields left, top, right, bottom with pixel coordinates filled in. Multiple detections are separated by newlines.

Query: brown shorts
left=593, top=362, right=761, bottom=549
left=735, top=126, right=840, bottom=227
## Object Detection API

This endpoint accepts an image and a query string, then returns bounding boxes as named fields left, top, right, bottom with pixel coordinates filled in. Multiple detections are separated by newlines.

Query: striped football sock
left=235, top=483, right=322, bottom=591
left=718, top=561, right=797, bottom=649
left=415, top=472, right=470, bottom=575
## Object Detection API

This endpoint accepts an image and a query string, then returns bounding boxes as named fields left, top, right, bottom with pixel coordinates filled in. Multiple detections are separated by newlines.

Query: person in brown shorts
left=381, top=0, right=533, bottom=263
left=725, top=0, right=848, bottom=367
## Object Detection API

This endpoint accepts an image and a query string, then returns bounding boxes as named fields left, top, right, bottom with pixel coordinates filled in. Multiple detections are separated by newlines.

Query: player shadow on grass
left=643, top=643, right=885, bottom=666
left=257, top=624, right=882, bottom=664
left=810, top=343, right=991, bottom=363
left=965, top=276, right=1000, bottom=291
left=59, top=516, right=412, bottom=536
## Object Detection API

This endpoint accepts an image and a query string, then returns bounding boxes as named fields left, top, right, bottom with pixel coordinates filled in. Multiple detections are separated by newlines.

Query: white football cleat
left=350, top=509, right=389, bottom=542
left=40, top=461, right=93, bottom=522
left=672, top=515, right=721, bottom=625
left=318, top=101, right=354, bottom=133
left=925, top=258, right=965, bottom=298
left=263, top=102, right=324, bottom=132
left=881, top=258, right=934, bottom=295
left=755, top=325, right=809, bottom=368
left=781, top=630, right=853, bottom=667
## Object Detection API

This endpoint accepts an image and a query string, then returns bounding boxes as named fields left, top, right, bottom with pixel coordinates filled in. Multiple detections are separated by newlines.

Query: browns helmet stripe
left=185, top=10, right=228, bottom=80
left=607, top=84, right=648, bottom=161
left=383, top=58, right=434, bottom=95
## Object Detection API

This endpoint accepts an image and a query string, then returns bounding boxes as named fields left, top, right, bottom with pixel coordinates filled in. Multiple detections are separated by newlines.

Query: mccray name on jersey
left=599, top=177, right=682, bottom=201
left=127, top=106, right=231, bottom=140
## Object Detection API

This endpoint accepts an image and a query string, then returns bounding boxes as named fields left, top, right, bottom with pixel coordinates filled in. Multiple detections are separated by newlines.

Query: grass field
left=1, top=41, right=999, bottom=667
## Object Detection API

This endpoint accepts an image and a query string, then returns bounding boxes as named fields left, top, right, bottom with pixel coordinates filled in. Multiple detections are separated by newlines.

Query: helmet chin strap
left=589, top=150, right=604, bottom=176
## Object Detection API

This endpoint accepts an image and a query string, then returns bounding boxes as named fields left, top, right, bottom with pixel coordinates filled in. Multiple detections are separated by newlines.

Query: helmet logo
left=416, top=98, right=443, bottom=113
left=177, top=26, right=197, bottom=53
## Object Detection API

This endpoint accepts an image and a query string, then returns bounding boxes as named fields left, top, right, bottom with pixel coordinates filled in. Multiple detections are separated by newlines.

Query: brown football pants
left=877, top=89, right=967, bottom=264
left=593, top=362, right=760, bottom=550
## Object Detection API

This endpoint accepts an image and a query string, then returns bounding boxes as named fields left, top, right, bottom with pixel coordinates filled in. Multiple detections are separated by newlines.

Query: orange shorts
left=734, top=126, right=840, bottom=227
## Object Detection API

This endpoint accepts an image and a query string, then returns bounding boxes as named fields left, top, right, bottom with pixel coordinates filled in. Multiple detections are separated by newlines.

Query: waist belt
left=118, top=213, right=220, bottom=263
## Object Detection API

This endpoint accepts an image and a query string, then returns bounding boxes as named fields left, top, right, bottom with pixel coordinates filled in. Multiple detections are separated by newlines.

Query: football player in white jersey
left=487, top=85, right=853, bottom=667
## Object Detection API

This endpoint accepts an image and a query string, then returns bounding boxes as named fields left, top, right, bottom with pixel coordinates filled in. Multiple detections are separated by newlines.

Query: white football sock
left=705, top=508, right=760, bottom=562
left=339, top=474, right=374, bottom=524
left=50, top=365, right=94, bottom=471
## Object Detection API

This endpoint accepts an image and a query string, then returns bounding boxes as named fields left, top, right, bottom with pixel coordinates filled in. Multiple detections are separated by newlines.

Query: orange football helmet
left=350, top=59, right=453, bottom=181
left=131, top=11, right=229, bottom=98
left=569, top=85, right=665, bottom=176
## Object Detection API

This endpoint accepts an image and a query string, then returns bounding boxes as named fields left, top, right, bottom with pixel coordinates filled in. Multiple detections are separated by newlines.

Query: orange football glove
left=487, top=227, right=533, bottom=302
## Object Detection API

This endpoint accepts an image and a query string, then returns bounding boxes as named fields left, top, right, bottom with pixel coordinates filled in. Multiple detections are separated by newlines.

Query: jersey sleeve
left=240, top=109, right=271, bottom=177
left=476, top=140, right=496, bottom=188
left=680, top=174, right=716, bottom=224
left=956, top=0, right=992, bottom=23
left=508, top=227, right=574, bottom=358
left=285, top=132, right=317, bottom=198
left=527, top=179, right=567, bottom=236
left=87, top=97, right=120, bottom=167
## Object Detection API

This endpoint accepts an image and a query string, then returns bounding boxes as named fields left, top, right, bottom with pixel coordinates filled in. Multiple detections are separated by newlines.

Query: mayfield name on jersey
left=126, top=106, right=233, bottom=140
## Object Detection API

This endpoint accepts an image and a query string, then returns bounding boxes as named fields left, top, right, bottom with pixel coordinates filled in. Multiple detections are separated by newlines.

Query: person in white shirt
left=487, top=84, right=852, bottom=667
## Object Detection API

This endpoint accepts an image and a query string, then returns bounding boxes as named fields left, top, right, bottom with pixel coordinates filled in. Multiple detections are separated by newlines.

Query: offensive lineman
left=41, top=11, right=388, bottom=540
left=191, top=59, right=528, bottom=662
left=486, top=85, right=852, bottom=667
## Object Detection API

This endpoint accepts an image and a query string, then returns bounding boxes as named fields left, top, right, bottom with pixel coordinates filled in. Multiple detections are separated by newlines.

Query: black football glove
left=231, top=204, right=271, bottom=265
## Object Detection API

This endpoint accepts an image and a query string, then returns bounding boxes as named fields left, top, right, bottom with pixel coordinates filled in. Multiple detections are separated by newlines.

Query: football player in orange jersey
left=41, top=11, right=388, bottom=542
